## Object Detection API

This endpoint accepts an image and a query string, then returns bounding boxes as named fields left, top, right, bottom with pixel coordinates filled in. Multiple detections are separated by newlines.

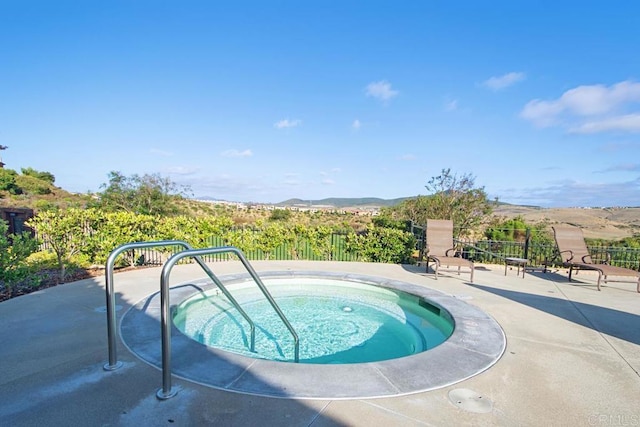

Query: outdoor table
left=504, top=257, right=528, bottom=278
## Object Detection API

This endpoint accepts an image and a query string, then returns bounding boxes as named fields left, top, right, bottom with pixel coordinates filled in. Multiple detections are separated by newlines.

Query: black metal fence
left=131, top=233, right=360, bottom=266
left=459, top=239, right=640, bottom=271
left=129, top=231, right=640, bottom=272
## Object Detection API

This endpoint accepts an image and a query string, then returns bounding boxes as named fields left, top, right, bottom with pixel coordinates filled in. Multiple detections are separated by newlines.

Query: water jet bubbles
left=342, top=306, right=353, bottom=313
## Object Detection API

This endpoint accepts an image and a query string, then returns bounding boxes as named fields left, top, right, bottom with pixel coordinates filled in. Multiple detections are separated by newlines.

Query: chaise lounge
left=552, top=224, right=640, bottom=292
left=425, top=219, right=474, bottom=283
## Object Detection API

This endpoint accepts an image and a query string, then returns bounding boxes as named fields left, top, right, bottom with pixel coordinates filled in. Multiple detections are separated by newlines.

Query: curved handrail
left=103, top=240, right=256, bottom=371
left=157, top=246, right=300, bottom=400
left=104, top=240, right=190, bottom=371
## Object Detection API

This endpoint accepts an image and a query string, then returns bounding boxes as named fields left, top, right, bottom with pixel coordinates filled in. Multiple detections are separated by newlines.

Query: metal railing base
left=156, top=386, right=180, bottom=400
left=103, top=361, right=123, bottom=371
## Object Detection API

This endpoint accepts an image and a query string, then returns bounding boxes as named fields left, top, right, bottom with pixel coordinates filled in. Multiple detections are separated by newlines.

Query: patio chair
left=425, top=219, right=474, bottom=283
left=551, top=224, right=640, bottom=292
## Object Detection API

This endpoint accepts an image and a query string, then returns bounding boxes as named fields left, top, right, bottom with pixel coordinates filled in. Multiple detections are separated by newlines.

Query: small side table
left=505, top=257, right=528, bottom=278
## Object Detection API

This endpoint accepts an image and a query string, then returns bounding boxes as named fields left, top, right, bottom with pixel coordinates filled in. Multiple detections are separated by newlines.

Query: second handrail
left=157, top=246, right=299, bottom=400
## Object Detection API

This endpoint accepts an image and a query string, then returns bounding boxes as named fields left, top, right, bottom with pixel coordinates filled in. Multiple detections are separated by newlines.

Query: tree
left=95, top=171, right=191, bottom=216
left=26, top=209, right=89, bottom=280
left=422, top=168, right=494, bottom=236
left=382, top=196, right=431, bottom=226
left=386, top=168, right=494, bottom=238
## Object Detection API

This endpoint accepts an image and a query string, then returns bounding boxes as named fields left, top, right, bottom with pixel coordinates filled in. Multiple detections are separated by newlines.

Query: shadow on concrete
left=116, top=279, right=349, bottom=425
left=0, top=272, right=347, bottom=426
left=469, top=284, right=640, bottom=346
left=401, top=263, right=477, bottom=284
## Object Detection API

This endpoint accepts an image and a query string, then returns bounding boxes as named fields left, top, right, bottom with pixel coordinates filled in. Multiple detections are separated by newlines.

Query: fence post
left=524, top=228, right=530, bottom=260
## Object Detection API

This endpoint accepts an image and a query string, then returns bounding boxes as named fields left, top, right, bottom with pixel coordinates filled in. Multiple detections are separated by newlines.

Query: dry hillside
left=493, top=205, right=640, bottom=240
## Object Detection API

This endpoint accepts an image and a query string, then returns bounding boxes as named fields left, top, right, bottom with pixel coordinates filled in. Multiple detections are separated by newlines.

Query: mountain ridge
left=275, top=197, right=413, bottom=208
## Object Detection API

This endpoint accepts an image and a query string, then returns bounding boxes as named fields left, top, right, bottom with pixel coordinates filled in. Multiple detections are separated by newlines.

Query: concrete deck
left=1, top=260, right=639, bottom=426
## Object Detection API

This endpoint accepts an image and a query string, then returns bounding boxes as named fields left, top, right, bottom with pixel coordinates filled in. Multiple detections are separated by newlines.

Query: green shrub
left=0, top=220, right=39, bottom=291
left=15, top=174, right=52, bottom=195
left=485, top=216, right=528, bottom=241
left=269, top=209, right=292, bottom=221
left=0, top=168, right=22, bottom=195
left=25, top=250, right=60, bottom=269
left=346, top=226, right=416, bottom=263
left=21, top=167, right=55, bottom=184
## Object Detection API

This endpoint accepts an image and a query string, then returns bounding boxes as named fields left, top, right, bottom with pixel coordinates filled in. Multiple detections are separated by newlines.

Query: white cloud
left=483, top=72, right=525, bottom=90
left=520, top=99, right=565, bottom=127
left=165, top=166, right=199, bottom=175
left=320, top=168, right=341, bottom=177
left=521, top=80, right=640, bottom=132
left=365, top=80, right=399, bottom=101
left=221, top=149, right=253, bottom=157
left=322, top=178, right=335, bottom=185
left=399, top=154, right=416, bottom=161
left=497, top=177, right=640, bottom=207
left=274, top=119, right=302, bottom=129
left=352, top=119, right=361, bottom=130
left=569, top=113, right=640, bottom=134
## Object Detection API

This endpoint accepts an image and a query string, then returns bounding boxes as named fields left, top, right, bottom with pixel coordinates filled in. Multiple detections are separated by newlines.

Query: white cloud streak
left=521, top=80, right=640, bottom=132
left=498, top=177, right=640, bottom=207
left=483, top=72, right=525, bottom=90
left=165, top=166, right=199, bottom=175
left=274, top=119, right=302, bottom=129
left=569, top=113, right=640, bottom=134
left=365, top=80, right=399, bottom=101
left=221, top=149, right=253, bottom=157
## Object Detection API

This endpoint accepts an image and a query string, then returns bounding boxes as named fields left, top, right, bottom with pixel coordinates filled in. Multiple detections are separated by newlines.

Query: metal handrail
left=103, top=240, right=256, bottom=371
left=157, top=246, right=300, bottom=400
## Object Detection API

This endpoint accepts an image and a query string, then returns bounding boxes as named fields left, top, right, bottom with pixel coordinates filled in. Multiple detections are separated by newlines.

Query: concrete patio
left=1, top=260, right=639, bottom=426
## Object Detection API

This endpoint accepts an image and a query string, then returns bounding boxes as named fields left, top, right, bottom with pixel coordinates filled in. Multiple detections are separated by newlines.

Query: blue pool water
left=173, top=278, right=454, bottom=364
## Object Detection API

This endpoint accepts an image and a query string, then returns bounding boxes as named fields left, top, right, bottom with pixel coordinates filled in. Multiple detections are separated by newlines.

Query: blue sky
left=1, top=1, right=640, bottom=207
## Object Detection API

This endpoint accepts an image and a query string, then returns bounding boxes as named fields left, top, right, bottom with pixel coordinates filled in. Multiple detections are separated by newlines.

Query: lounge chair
left=552, top=224, right=640, bottom=292
left=425, top=219, right=474, bottom=283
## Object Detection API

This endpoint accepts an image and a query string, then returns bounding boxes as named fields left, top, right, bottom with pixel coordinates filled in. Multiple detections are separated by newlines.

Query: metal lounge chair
left=552, top=224, right=640, bottom=292
left=425, top=219, right=474, bottom=283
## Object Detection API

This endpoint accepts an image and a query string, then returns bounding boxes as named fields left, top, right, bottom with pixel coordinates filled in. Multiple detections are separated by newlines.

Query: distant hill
left=276, top=197, right=639, bottom=240
left=494, top=205, right=640, bottom=240
left=276, top=197, right=546, bottom=210
left=277, top=197, right=413, bottom=208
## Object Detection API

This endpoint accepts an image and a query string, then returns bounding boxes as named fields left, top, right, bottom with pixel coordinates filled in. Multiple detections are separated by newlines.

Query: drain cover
left=448, top=388, right=493, bottom=413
